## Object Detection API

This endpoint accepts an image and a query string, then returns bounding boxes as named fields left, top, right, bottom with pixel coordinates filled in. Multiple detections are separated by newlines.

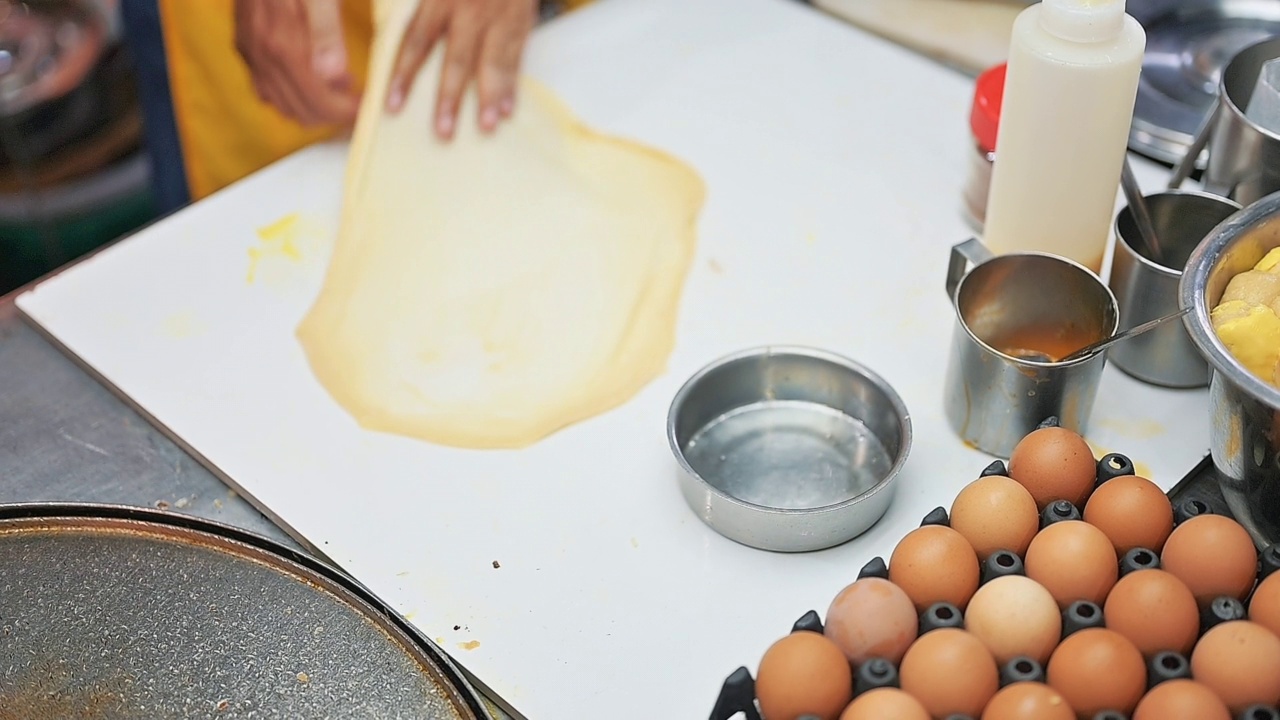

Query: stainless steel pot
left=1202, top=37, right=1280, bottom=206
left=1181, top=190, right=1280, bottom=547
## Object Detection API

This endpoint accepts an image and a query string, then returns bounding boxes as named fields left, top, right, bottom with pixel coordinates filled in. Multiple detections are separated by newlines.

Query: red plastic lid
left=971, top=62, right=1007, bottom=153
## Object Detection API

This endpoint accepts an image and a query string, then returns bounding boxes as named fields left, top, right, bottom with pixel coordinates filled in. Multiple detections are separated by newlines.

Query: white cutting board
left=815, top=0, right=1027, bottom=76
left=17, top=0, right=1209, bottom=717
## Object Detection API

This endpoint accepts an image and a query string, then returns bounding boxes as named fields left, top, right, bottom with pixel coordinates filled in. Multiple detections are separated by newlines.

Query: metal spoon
left=1120, top=157, right=1169, bottom=266
left=1056, top=308, right=1192, bottom=364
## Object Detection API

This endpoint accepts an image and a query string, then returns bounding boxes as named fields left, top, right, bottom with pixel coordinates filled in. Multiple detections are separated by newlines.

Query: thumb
left=304, top=0, right=350, bottom=87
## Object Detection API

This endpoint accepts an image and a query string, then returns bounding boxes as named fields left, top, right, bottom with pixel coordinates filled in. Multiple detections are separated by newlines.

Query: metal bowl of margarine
left=667, top=346, right=912, bottom=553
left=1182, top=190, right=1280, bottom=548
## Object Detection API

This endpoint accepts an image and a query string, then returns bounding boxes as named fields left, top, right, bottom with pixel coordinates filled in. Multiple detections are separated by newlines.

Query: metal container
left=1203, top=38, right=1280, bottom=205
left=944, top=238, right=1118, bottom=458
left=668, top=346, right=911, bottom=553
left=1110, top=191, right=1240, bottom=388
left=1182, top=191, right=1280, bottom=547
left=1126, top=0, right=1280, bottom=167
left=0, top=503, right=494, bottom=719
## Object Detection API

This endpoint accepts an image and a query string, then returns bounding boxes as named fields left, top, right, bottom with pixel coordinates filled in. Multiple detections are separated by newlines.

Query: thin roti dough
left=296, top=0, right=705, bottom=448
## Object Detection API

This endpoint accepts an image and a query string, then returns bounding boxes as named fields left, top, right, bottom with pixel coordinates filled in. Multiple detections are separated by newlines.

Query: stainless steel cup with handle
left=1110, top=191, right=1242, bottom=388
left=944, top=238, right=1119, bottom=458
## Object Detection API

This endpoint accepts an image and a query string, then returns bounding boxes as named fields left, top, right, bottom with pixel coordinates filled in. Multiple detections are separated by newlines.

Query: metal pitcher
left=944, top=239, right=1118, bottom=458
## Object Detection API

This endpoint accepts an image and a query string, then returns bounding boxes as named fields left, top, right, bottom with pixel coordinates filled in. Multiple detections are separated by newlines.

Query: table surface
left=0, top=1, right=1212, bottom=718
left=0, top=300, right=292, bottom=546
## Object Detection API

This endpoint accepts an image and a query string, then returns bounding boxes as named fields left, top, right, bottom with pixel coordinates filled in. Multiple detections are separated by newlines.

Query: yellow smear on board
left=162, top=310, right=206, bottom=338
left=457, top=640, right=481, bottom=651
left=1095, top=418, right=1165, bottom=441
left=247, top=213, right=305, bottom=284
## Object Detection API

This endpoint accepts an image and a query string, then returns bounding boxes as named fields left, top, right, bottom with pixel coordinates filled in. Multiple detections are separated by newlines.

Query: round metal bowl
left=667, top=346, right=912, bottom=553
left=1181, top=191, right=1280, bottom=547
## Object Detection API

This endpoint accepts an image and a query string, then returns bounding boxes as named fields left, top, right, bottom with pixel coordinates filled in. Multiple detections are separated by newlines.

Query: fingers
left=272, top=75, right=324, bottom=125
left=304, top=0, right=351, bottom=90
left=310, top=84, right=361, bottom=125
left=387, top=3, right=447, bottom=114
left=387, top=0, right=536, bottom=139
left=476, top=22, right=526, bottom=131
left=259, top=43, right=328, bottom=124
left=433, top=14, right=484, bottom=140
left=234, top=0, right=358, bottom=127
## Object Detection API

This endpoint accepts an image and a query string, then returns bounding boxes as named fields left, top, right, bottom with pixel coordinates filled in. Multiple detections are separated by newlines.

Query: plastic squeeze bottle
left=981, top=0, right=1145, bottom=274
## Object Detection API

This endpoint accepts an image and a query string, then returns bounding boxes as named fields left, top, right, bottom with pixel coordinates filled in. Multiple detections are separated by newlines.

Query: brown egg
left=1007, top=426, right=1096, bottom=510
left=1103, top=569, right=1199, bottom=657
left=1161, top=514, right=1257, bottom=607
left=1191, top=620, right=1280, bottom=714
left=899, top=628, right=999, bottom=718
left=1024, top=520, right=1119, bottom=608
left=1083, top=475, right=1175, bottom=555
left=980, top=682, right=1075, bottom=720
left=1250, top=572, right=1280, bottom=638
left=825, top=577, right=919, bottom=665
left=889, top=525, right=981, bottom=612
left=1132, top=679, right=1231, bottom=720
left=839, top=688, right=930, bottom=720
left=950, top=475, right=1040, bottom=560
left=756, top=631, right=853, bottom=720
left=965, top=575, right=1062, bottom=665
left=1047, top=628, right=1146, bottom=718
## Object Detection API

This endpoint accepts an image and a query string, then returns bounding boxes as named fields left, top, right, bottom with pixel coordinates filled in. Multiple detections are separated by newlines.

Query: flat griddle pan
left=0, top=502, right=493, bottom=719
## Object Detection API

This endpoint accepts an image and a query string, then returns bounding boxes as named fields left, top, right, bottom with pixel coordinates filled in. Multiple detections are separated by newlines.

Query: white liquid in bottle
left=982, top=0, right=1146, bottom=274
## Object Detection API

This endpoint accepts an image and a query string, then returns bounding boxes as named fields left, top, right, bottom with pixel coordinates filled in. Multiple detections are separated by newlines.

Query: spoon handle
left=1059, top=308, right=1191, bottom=364
left=1120, top=158, right=1167, bottom=265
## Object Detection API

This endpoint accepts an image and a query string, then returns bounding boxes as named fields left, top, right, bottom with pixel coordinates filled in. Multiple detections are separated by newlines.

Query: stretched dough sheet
left=296, top=0, right=705, bottom=448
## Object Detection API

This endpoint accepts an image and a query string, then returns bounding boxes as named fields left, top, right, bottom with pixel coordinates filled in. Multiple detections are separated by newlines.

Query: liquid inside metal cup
left=944, top=239, right=1119, bottom=458
left=1110, top=191, right=1242, bottom=388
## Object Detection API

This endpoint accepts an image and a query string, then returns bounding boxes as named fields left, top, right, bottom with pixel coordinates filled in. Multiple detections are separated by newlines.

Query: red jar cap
left=971, top=62, right=1006, bottom=153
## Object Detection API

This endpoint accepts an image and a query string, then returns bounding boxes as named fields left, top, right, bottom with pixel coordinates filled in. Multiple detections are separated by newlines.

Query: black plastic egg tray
left=707, top=452, right=1279, bottom=720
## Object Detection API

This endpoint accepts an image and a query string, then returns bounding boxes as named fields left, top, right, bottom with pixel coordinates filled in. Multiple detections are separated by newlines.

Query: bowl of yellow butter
left=1183, top=190, right=1280, bottom=548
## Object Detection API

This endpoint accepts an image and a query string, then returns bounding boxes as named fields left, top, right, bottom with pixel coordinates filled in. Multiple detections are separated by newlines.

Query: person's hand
left=386, top=0, right=538, bottom=141
left=234, top=0, right=360, bottom=127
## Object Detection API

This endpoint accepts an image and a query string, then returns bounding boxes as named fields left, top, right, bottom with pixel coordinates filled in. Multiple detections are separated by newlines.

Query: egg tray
left=707, top=450, right=1278, bottom=720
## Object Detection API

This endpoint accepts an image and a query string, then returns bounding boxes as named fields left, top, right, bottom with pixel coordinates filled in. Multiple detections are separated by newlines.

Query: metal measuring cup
left=943, top=239, right=1119, bottom=458
left=1110, top=191, right=1242, bottom=388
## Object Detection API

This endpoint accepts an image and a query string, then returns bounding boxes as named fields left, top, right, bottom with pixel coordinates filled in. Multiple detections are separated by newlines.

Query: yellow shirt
left=157, top=1, right=372, bottom=201
left=157, top=1, right=592, bottom=202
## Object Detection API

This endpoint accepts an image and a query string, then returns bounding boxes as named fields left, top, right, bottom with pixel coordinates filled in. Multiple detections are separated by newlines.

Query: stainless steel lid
left=1128, top=0, right=1280, bottom=166
left=0, top=503, right=491, bottom=719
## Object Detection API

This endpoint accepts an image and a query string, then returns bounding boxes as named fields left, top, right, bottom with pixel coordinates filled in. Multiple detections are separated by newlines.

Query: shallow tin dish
left=668, top=346, right=912, bottom=553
